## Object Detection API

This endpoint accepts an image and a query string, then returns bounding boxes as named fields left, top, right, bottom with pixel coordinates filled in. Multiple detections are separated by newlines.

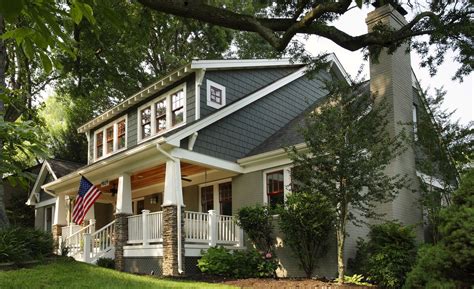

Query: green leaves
left=71, top=0, right=95, bottom=24
left=0, top=0, right=25, bottom=21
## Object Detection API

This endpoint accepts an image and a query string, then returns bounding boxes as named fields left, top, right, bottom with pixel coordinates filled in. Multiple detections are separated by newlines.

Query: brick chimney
left=366, top=4, right=423, bottom=239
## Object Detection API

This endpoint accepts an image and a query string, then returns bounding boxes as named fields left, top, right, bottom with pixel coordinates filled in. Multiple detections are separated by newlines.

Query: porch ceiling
left=97, top=162, right=207, bottom=193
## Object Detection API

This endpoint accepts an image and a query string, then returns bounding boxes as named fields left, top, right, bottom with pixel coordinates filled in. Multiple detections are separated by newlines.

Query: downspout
left=156, top=144, right=184, bottom=274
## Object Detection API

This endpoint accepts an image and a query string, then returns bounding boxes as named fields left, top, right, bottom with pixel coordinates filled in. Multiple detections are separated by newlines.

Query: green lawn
left=0, top=260, right=236, bottom=289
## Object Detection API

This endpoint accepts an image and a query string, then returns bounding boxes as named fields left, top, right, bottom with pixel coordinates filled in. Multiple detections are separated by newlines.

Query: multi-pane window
left=219, top=182, right=232, bottom=216
left=117, top=120, right=126, bottom=150
left=266, top=170, right=284, bottom=208
left=172, top=90, right=184, bottom=126
left=96, top=131, right=103, bottom=159
left=201, top=185, right=214, bottom=212
left=106, top=126, right=114, bottom=154
left=137, top=85, right=186, bottom=141
left=206, top=80, right=226, bottom=109
left=155, top=99, right=167, bottom=133
left=94, top=117, right=127, bottom=160
left=141, top=107, right=152, bottom=139
left=210, top=86, right=222, bottom=105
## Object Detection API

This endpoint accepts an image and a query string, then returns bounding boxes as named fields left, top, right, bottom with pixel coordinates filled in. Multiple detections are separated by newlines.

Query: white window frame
left=93, top=115, right=128, bottom=161
left=413, top=103, right=418, bottom=141
left=132, top=197, right=145, bottom=215
left=137, top=83, right=187, bottom=143
left=206, top=80, right=226, bottom=109
left=262, top=166, right=292, bottom=205
left=198, top=178, right=232, bottom=214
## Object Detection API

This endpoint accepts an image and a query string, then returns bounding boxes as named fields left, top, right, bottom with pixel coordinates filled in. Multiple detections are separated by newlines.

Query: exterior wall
left=232, top=171, right=264, bottom=214
left=200, top=68, right=299, bottom=119
left=143, top=194, right=162, bottom=212
left=194, top=72, right=330, bottom=161
left=183, top=185, right=199, bottom=212
left=94, top=202, right=114, bottom=229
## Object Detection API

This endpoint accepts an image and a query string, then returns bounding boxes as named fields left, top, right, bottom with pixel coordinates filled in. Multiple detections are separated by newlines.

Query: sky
left=303, top=4, right=473, bottom=125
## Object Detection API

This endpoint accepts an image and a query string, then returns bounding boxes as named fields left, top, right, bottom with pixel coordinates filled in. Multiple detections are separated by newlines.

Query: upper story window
left=206, top=80, right=226, bottom=109
left=138, top=83, right=186, bottom=142
left=94, top=116, right=127, bottom=161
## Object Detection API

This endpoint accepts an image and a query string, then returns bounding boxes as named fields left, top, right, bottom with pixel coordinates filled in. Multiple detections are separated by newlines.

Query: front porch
left=51, top=148, right=246, bottom=275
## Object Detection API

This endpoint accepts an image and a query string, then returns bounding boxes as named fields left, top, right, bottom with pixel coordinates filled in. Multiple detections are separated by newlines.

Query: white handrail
left=86, top=220, right=116, bottom=262
left=63, top=220, right=95, bottom=256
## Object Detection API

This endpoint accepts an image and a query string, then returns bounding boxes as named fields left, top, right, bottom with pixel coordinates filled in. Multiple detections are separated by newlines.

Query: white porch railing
left=127, top=210, right=163, bottom=245
left=127, top=210, right=243, bottom=247
left=62, top=219, right=96, bottom=257
left=84, top=220, right=116, bottom=263
left=61, top=224, right=82, bottom=239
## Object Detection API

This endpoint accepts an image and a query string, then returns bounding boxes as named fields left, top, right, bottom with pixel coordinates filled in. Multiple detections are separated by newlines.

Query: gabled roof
left=26, top=159, right=84, bottom=205
left=77, top=55, right=350, bottom=134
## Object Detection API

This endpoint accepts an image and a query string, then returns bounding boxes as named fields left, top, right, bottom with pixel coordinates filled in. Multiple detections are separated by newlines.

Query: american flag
left=72, top=176, right=101, bottom=225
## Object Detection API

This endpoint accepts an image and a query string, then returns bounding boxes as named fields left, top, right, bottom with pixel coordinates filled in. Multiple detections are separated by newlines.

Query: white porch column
left=114, top=173, right=132, bottom=271
left=163, top=159, right=184, bottom=207
left=162, top=158, right=185, bottom=276
left=116, top=173, right=133, bottom=215
left=53, top=194, right=67, bottom=226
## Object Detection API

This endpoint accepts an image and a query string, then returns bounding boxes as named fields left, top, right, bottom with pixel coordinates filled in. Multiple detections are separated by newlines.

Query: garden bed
left=220, top=278, right=373, bottom=289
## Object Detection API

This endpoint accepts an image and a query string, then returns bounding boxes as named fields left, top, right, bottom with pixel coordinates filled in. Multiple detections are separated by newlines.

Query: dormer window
left=94, top=116, right=127, bottom=161
left=206, top=80, right=226, bottom=109
left=137, top=83, right=186, bottom=142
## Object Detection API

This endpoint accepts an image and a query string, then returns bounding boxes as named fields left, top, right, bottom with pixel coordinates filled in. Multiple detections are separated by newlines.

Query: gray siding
left=200, top=67, right=299, bottom=118
left=87, top=75, right=196, bottom=163
left=193, top=71, right=331, bottom=161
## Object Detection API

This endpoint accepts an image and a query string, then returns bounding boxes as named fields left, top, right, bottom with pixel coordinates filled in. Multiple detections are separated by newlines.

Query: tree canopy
left=136, top=0, right=473, bottom=80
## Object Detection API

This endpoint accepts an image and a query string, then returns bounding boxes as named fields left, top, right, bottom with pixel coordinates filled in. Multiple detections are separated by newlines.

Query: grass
left=0, top=259, right=237, bottom=289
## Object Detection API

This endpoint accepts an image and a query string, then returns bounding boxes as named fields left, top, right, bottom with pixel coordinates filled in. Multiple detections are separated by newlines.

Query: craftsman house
left=27, top=4, right=445, bottom=278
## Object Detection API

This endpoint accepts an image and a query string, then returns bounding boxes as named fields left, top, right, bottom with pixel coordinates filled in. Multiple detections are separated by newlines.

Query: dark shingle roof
left=47, top=159, right=85, bottom=178
left=246, top=81, right=370, bottom=157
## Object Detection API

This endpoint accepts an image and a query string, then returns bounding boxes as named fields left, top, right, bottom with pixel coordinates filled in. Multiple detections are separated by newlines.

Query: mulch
left=177, top=275, right=374, bottom=289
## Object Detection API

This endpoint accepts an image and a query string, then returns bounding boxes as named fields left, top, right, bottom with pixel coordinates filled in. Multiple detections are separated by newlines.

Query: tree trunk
left=0, top=14, right=9, bottom=229
left=336, top=224, right=345, bottom=284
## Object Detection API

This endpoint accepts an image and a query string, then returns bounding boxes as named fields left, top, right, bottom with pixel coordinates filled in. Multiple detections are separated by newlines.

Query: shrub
left=0, top=227, right=53, bottom=263
left=197, top=246, right=278, bottom=278
left=278, top=192, right=334, bottom=278
left=403, top=169, right=474, bottom=289
left=236, top=205, right=274, bottom=253
left=96, top=257, right=115, bottom=269
left=350, top=222, right=417, bottom=289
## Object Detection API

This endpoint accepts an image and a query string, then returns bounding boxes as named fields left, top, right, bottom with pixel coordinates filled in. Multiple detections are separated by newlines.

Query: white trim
left=137, top=83, right=187, bottom=144
left=166, top=66, right=308, bottom=147
left=27, top=161, right=58, bottom=205
left=195, top=69, right=206, bottom=120
left=93, top=115, right=128, bottom=162
left=78, top=64, right=192, bottom=133
left=170, top=148, right=243, bottom=173
left=42, top=137, right=167, bottom=192
left=206, top=80, right=226, bottom=109
left=262, top=165, right=292, bottom=205
left=35, top=197, right=57, bottom=208
left=191, top=58, right=302, bottom=69
left=416, top=171, right=445, bottom=189
left=43, top=205, right=55, bottom=232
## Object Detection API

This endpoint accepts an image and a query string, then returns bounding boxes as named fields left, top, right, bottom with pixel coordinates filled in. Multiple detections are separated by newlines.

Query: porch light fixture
left=110, top=183, right=117, bottom=197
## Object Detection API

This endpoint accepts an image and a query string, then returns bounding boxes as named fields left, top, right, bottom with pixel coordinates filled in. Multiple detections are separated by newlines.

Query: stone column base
left=114, top=213, right=130, bottom=271
left=162, top=205, right=185, bottom=276
left=52, top=224, right=64, bottom=253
